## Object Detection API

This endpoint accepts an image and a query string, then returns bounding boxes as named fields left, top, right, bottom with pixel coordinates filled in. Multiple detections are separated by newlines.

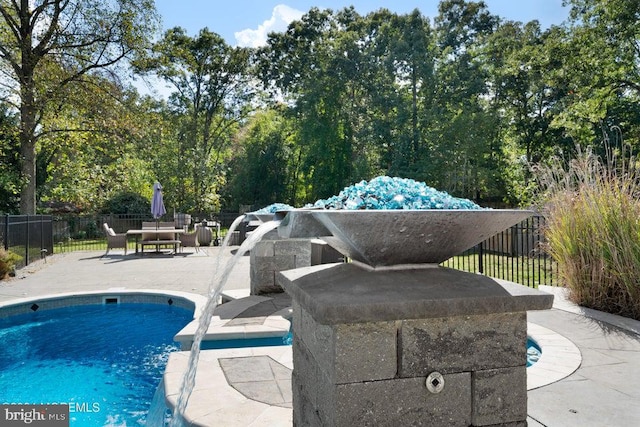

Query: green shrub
left=535, top=148, right=640, bottom=320
left=101, top=192, right=150, bottom=214
left=84, top=221, right=100, bottom=239
left=0, top=248, right=21, bottom=280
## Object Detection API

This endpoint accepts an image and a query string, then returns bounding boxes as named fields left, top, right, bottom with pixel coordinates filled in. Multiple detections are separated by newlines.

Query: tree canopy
left=0, top=0, right=159, bottom=213
left=1, top=0, right=639, bottom=215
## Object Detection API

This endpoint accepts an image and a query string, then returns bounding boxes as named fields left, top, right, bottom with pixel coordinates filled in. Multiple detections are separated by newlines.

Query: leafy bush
left=0, top=248, right=21, bottom=280
left=535, top=148, right=640, bottom=320
left=101, top=192, right=150, bottom=214
left=84, top=221, right=100, bottom=239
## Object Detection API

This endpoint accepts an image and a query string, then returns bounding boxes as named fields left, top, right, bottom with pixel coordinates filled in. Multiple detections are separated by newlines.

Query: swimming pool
left=0, top=303, right=193, bottom=426
left=526, top=337, right=541, bottom=367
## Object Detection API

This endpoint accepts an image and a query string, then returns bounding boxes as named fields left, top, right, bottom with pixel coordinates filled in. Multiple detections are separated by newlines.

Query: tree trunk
left=19, top=72, right=37, bottom=214
left=18, top=127, right=37, bottom=214
left=16, top=0, right=37, bottom=214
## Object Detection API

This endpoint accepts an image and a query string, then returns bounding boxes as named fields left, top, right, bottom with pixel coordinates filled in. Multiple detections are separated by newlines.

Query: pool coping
left=174, top=294, right=292, bottom=350
left=526, top=322, right=581, bottom=390
left=0, top=288, right=208, bottom=319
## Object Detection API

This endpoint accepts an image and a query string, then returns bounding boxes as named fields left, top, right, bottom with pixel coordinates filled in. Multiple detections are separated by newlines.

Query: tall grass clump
left=0, top=248, right=21, bottom=280
left=535, top=146, right=640, bottom=320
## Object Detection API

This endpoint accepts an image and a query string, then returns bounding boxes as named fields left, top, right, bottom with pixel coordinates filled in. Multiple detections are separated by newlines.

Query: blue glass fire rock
left=310, top=176, right=483, bottom=210
left=254, top=203, right=295, bottom=214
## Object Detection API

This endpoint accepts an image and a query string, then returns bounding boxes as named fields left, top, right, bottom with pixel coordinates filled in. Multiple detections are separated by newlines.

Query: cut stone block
left=472, top=367, right=528, bottom=425
left=332, top=374, right=471, bottom=427
left=250, top=255, right=296, bottom=294
left=294, top=304, right=397, bottom=383
left=278, top=264, right=553, bottom=324
left=252, top=240, right=275, bottom=257
left=400, top=312, right=527, bottom=376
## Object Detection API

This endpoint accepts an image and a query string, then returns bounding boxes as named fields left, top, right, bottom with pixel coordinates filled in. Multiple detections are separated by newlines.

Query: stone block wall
left=291, top=300, right=528, bottom=427
left=250, top=237, right=344, bottom=295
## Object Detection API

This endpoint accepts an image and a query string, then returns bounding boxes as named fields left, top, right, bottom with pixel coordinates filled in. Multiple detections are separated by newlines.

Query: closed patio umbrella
left=151, top=182, right=166, bottom=228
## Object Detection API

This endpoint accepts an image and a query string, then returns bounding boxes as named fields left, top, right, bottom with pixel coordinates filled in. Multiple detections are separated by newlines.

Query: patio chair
left=179, top=232, right=200, bottom=253
left=103, top=223, right=127, bottom=256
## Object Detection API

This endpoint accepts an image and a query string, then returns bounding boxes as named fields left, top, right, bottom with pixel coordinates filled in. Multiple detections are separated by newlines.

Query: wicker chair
left=102, top=223, right=128, bottom=256
left=179, top=232, right=199, bottom=253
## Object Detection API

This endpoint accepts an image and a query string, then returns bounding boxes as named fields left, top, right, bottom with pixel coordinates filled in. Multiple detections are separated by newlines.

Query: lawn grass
left=442, top=253, right=557, bottom=288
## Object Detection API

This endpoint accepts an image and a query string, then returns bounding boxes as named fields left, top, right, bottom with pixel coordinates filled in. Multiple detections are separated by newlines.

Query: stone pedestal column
left=250, top=235, right=343, bottom=295
left=277, top=263, right=553, bottom=427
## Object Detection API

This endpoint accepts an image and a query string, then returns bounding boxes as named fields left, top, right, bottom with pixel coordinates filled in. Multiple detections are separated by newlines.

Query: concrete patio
left=1, top=247, right=638, bottom=426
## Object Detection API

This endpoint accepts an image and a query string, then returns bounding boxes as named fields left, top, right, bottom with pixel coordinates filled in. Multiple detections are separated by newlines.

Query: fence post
left=3, top=214, right=8, bottom=251
left=40, top=215, right=44, bottom=254
left=25, top=215, right=30, bottom=266
left=477, top=241, right=484, bottom=274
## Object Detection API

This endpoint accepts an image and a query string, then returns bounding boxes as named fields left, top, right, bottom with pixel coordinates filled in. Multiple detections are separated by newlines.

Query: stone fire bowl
left=278, top=209, right=533, bottom=268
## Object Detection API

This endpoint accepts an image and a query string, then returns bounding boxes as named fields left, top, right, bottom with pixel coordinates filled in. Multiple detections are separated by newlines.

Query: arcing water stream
left=169, top=218, right=280, bottom=427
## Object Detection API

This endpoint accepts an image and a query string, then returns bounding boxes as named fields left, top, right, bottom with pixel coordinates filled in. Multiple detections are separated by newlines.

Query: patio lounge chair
left=103, top=223, right=127, bottom=256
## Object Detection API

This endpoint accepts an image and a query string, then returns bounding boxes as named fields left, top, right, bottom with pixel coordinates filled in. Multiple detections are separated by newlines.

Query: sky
left=153, top=0, right=570, bottom=48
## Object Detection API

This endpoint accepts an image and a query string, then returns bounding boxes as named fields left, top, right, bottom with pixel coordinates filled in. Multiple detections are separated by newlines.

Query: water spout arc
left=170, top=219, right=280, bottom=426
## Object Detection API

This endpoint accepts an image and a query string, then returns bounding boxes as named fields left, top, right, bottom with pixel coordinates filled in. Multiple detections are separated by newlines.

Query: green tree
left=259, top=8, right=372, bottom=200
left=364, top=9, right=436, bottom=178
left=135, top=27, right=253, bottom=213
left=0, top=102, right=20, bottom=212
left=483, top=21, right=572, bottom=204
left=0, top=0, right=159, bottom=214
left=426, top=0, right=503, bottom=202
left=556, top=0, right=640, bottom=147
left=224, top=108, right=302, bottom=209
left=34, top=76, right=159, bottom=211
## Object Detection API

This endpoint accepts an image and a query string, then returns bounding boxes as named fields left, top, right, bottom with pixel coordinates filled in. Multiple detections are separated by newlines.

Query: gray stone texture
left=332, top=374, right=472, bottom=427
left=310, top=239, right=344, bottom=265
left=250, top=254, right=296, bottom=294
left=277, top=209, right=533, bottom=266
left=219, top=356, right=293, bottom=408
left=278, top=264, right=553, bottom=324
left=282, top=263, right=545, bottom=427
left=251, top=238, right=336, bottom=295
left=292, top=338, right=335, bottom=425
left=401, top=312, right=527, bottom=376
left=251, top=239, right=275, bottom=257
left=472, top=367, right=528, bottom=425
left=293, top=334, right=473, bottom=427
left=294, top=302, right=397, bottom=384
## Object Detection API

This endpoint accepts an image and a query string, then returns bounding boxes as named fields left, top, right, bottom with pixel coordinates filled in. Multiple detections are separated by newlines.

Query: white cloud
left=234, top=4, right=303, bottom=48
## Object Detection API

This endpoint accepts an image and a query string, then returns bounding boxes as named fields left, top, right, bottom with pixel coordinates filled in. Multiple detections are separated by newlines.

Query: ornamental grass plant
left=0, top=248, right=21, bottom=280
left=535, top=147, right=640, bottom=320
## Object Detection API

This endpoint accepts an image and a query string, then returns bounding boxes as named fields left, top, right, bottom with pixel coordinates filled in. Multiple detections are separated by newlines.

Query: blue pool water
left=200, top=329, right=293, bottom=350
left=526, top=338, right=542, bottom=367
left=0, top=303, right=192, bottom=426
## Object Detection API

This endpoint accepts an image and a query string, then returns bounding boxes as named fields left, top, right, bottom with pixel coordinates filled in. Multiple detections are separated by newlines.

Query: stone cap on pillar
left=277, top=263, right=554, bottom=325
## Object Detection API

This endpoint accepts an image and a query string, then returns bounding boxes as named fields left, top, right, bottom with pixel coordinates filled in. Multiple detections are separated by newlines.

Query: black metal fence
left=441, top=215, right=557, bottom=287
left=3, top=213, right=557, bottom=287
left=52, top=212, right=242, bottom=252
left=1, top=215, right=54, bottom=269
